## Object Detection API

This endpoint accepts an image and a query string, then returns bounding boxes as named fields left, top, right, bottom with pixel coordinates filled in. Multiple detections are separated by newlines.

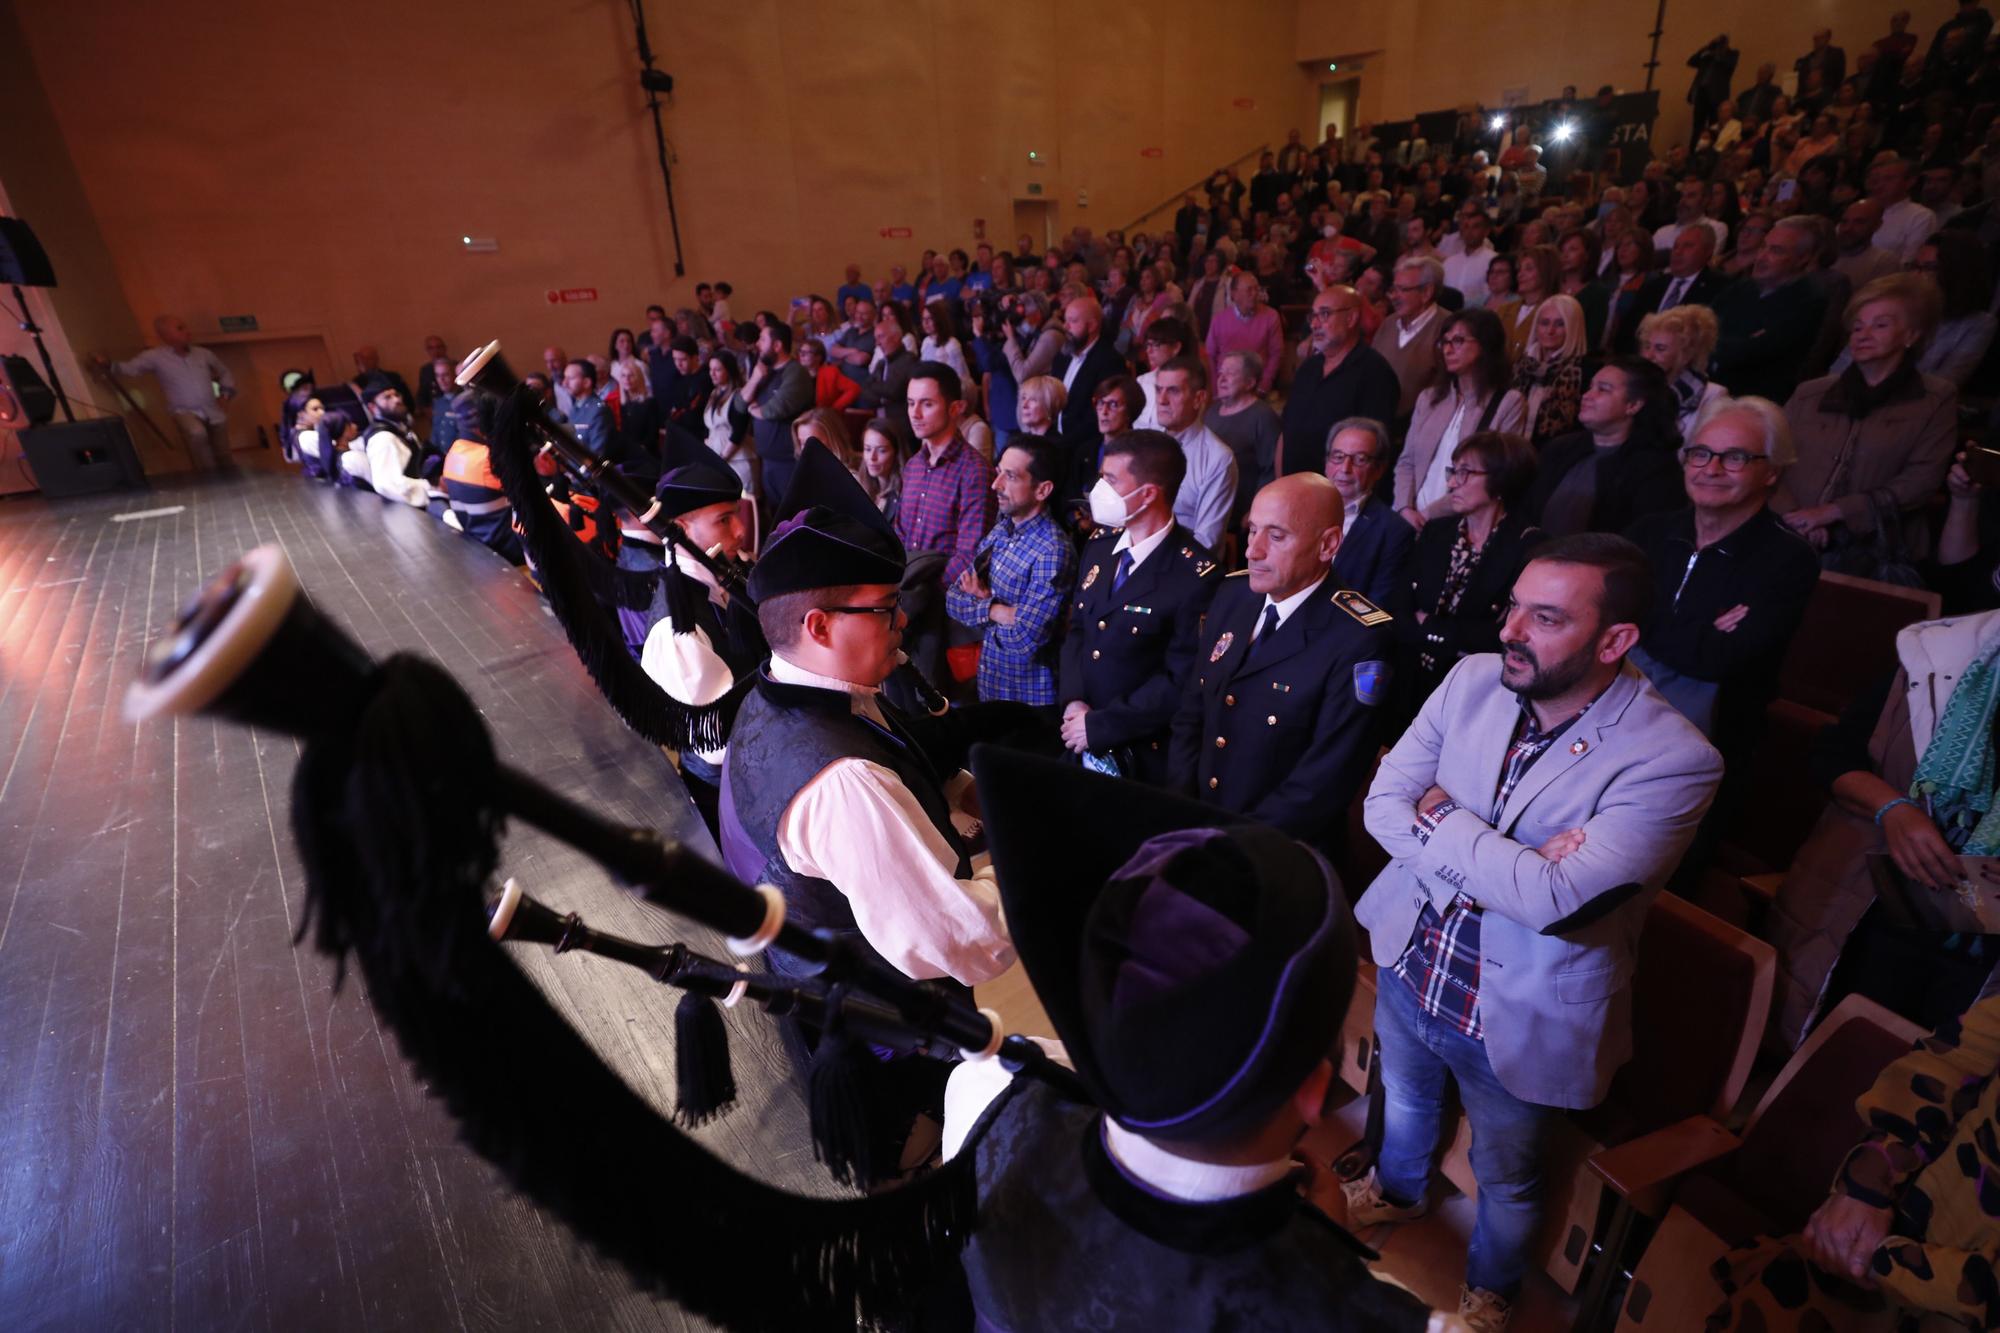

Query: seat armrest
left=1587, top=1115, right=1742, bottom=1219
left=1740, top=872, right=1783, bottom=904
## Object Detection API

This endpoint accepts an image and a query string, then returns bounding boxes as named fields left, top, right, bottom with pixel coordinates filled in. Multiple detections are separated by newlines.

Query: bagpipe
left=122, top=542, right=1081, bottom=1331
left=452, top=341, right=952, bottom=726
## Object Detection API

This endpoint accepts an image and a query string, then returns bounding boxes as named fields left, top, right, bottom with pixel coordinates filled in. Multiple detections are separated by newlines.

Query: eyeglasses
left=816, top=604, right=903, bottom=619
left=1443, top=465, right=1488, bottom=481
left=1393, top=283, right=1428, bottom=294
left=1309, top=306, right=1360, bottom=323
left=1325, top=449, right=1380, bottom=470
left=1681, top=446, right=1764, bottom=471
left=1438, top=334, right=1476, bottom=348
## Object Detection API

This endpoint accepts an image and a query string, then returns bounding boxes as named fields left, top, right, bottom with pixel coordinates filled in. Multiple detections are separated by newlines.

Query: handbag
left=1822, top=488, right=1926, bottom=588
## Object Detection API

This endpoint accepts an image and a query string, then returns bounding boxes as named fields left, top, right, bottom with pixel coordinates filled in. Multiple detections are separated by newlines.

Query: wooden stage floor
left=0, top=472, right=827, bottom=1331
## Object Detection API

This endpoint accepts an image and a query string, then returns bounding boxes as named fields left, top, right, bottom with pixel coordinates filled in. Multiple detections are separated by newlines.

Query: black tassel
left=287, top=653, right=994, bottom=1332
left=673, top=988, right=738, bottom=1127
left=806, top=986, right=878, bottom=1189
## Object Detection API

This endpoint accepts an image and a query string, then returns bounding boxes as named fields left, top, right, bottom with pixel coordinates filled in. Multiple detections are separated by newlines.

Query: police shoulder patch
left=1353, top=660, right=1391, bottom=707
left=1333, top=589, right=1394, bottom=627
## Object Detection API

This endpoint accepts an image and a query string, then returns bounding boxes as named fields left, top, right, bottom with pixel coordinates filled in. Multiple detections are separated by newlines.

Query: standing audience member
left=1626, top=396, right=1818, bottom=765
left=896, top=363, right=996, bottom=589
left=1396, top=430, right=1543, bottom=721
left=1059, top=431, right=1220, bottom=784
left=1151, top=357, right=1237, bottom=551
left=858, top=313, right=921, bottom=415
left=1278, top=285, right=1401, bottom=479
left=1324, top=418, right=1417, bottom=611
left=1637, top=305, right=1726, bottom=438
left=920, top=300, right=972, bottom=386
left=1132, top=317, right=1193, bottom=431
left=1349, top=533, right=1723, bottom=1333
left=701, top=352, right=755, bottom=494
left=1170, top=472, right=1395, bottom=850
left=1525, top=357, right=1686, bottom=537
left=1015, top=376, right=1066, bottom=443
left=1204, top=272, right=1285, bottom=396
left=1054, top=296, right=1126, bottom=482
left=1867, top=157, right=1938, bottom=263
left=1374, top=256, right=1447, bottom=423
left=945, top=436, right=1077, bottom=710
left=1609, top=224, right=1724, bottom=354
left=1205, top=351, right=1283, bottom=529
left=1442, top=206, right=1499, bottom=308
left=1831, top=231, right=1998, bottom=390
left=607, top=327, right=650, bottom=396
left=1397, top=308, right=1528, bottom=527
left=1511, top=295, right=1590, bottom=447
left=742, top=321, right=815, bottom=506
left=796, top=336, right=859, bottom=412
left=98, top=315, right=238, bottom=472
left=1710, top=215, right=1829, bottom=403
left=1777, top=273, right=1957, bottom=568
left=858, top=420, right=903, bottom=526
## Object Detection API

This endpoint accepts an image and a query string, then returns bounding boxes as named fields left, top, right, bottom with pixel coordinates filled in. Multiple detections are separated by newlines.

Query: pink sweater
left=1204, top=304, right=1284, bottom=394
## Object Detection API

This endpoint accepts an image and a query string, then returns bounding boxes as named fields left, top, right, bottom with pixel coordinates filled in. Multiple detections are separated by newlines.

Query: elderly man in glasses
left=1276, top=285, right=1402, bottom=481
left=1324, top=416, right=1416, bottom=611
left=1623, top=395, right=1819, bottom=882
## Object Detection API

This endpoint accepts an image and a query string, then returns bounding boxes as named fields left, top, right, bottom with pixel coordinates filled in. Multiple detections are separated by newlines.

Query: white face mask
left=1089, top=475, right=1144, bottom=529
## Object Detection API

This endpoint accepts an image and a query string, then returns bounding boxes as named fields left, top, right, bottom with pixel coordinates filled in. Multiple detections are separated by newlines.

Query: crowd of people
left=89, top=7, right=2000, bottom=1327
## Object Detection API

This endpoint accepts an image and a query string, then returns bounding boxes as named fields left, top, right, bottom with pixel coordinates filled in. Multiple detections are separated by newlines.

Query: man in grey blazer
left=1344, top=533, right=1723, bottom=1332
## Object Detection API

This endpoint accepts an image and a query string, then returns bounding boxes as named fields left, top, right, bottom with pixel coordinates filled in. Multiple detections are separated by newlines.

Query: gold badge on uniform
left=1082, top=564, right=1099, bottom=590
left=1209, top=631, right=1234, bottom=663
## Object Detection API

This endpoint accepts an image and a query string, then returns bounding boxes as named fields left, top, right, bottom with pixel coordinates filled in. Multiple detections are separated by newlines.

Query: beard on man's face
left=1498, top=636, right=1595, bottom=701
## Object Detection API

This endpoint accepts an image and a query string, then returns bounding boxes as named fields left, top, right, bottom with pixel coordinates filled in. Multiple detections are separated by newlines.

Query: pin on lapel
left=1570, top=739, right=1589, bottom=756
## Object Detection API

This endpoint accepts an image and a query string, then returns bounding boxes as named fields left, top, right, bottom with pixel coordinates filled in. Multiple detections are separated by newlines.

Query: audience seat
left=1776, top=572, right=1940, bottom=718
left=1580, top=994, right=1926, bottom=1330
left=1713, top=697, right=1835, bottom=876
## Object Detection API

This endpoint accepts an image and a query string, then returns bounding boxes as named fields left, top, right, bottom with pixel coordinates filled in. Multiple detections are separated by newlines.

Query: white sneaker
left=1339, top=1169, right=1428, bottom=1227
left=1457, top=1284, right=1512, bottom=1333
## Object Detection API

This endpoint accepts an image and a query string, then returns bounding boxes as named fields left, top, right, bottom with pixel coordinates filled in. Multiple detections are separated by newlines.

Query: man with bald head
left=1170, top=471, right=1394, bottom=851
left=1052, top=294, right=1126, bottom=491
left=542, top=344, right=575, bottom=415
left=1711, top=215, right=1830, bottom=402
left=1832, top=198, right=1900, bottom=289
left=1610, top=222, right=1728, bottom=354
left=96, top=315, right=238, bottom=472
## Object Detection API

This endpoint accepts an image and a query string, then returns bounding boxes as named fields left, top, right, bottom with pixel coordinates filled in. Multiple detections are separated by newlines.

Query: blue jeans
left=1373, top=969, right=1558, bottom=1297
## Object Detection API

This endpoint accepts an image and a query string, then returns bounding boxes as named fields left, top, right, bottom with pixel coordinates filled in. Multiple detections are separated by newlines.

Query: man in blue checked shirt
left=946, top=436, right=1077, bottom=710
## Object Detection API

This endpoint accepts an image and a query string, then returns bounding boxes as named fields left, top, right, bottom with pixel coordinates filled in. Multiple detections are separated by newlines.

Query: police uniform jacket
left=1058, top=523, right=1220, bottom=786
left=1170, top=571, right=1395, bottom=850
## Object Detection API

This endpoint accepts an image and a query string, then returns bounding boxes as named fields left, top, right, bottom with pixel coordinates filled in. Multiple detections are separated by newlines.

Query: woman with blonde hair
left=790, top=407, right=865, bottom=488
left=1510, top=292, right=1588, bottom=446
left=1778, top=271, right=1956, bottom=568
left=1016, top=375, right=1068, bottom=439
left=1637, top=304, right=1725, bottom=438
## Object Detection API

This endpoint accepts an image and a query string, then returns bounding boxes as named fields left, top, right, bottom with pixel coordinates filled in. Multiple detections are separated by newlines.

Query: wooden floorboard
left=0, top=472, right=825, bottom=1332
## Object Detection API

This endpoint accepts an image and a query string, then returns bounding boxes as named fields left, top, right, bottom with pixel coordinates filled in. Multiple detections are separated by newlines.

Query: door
left=207, top=334, right=339, bottom=466
left=1010, top=200, right=1057, bottom=254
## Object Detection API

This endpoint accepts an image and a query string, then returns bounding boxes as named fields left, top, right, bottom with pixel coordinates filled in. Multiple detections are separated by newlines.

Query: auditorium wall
left=1300, top=0, right=1963, bottom=153
left=7, top=0, right=1316, bottom=390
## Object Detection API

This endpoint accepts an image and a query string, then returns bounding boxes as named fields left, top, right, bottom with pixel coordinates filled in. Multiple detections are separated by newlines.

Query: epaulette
left=1332, top=588, right=1393, bottom=627
left=1190, top=548, right=1218, bottom=577
left=1089, top=525, right=1122, bottom=541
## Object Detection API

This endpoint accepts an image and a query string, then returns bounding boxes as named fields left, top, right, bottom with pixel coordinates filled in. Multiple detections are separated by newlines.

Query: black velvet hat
left=358, top=373, right=400, bottom=404
left=971, top=745, right=1357, bottom=1144
left=746, top=440, right=905, bottom=600
left=654, top=429, right=743, bottom=519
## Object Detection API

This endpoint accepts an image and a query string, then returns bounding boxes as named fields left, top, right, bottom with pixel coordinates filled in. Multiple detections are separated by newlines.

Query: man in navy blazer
left=1325, top=418, right=1416, bottom=613
left=1344, top=533, right=1722, bottom=1326
left=1052, top=295, right=1130, bottom=496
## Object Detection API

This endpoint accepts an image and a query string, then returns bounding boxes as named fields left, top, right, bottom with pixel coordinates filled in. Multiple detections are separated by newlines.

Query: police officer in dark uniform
left=1057, top=429, right=1220, bottom=785
left=1171, top=473, right=1394, bottom=852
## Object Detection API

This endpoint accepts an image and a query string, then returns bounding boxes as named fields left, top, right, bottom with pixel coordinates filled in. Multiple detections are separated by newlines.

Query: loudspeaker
left=20, top=418, right=148, bottom=498
left=1, top=354, right=57, bottom=427
left=0, top=217, right=57, bottom=289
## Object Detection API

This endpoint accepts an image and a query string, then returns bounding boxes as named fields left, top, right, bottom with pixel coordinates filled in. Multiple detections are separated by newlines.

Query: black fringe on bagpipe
left=288, top=652, right=982, bottom=1331
left=484, top=390, right=737, bottom=757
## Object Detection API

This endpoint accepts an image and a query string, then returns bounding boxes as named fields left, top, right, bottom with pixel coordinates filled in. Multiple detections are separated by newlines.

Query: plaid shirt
left=944, top=509, right=1077, bottom=705
left=1390, top=697, right=1595, bottom=1040
left=896, top=435, right=996, bottom=585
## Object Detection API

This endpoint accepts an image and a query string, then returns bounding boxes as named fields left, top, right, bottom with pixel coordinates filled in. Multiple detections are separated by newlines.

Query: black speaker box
left=0, top=217, right=57, bottom=288
left=2, top=353, right=57, bottom=426
left=20, top=418, right=148, bottom=498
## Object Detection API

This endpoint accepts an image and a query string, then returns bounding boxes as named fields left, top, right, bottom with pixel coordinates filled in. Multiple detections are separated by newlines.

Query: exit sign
left=1026, top=183, right=1043, bottom=196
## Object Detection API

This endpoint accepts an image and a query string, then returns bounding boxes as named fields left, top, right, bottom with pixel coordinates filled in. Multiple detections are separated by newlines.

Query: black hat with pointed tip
left=654, top=430, right=744, bottom=520
left=970, top=743, right=1356, bottom=1145
left=746, top=440, right=905, bottom=600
